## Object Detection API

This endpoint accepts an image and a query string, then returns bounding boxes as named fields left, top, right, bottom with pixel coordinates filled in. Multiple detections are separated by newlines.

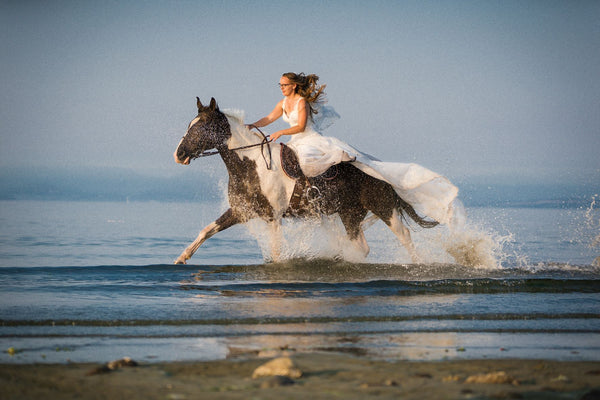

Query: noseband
left=187, top=125, right=273, bottom=170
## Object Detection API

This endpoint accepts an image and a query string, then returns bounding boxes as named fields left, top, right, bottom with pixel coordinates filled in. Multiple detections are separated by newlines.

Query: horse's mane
left=223, top=108, right=265, bottom=149
left=223, top=108, right=245, bottom=124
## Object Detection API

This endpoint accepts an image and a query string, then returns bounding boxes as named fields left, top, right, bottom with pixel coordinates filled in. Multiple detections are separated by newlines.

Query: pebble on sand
left=107, top=357, right=138, bottom=370
left=442, top=375, right=462, bottom=382
left=464, top=371, right=519, bottom=385
left=86, top=357, right=138, bottom=376
left=550, top=374, right=570, bottom=382
left=252, top=357, right=302, bottom=379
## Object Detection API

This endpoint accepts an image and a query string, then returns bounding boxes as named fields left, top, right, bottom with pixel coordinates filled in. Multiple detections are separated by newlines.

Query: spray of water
left=584, top=195, right=600, bottom=266
left=440, top=199, right=503, bottom=269
left=242, top=197, right=513, bottom=269
left=246, top=215, right=358, bottom=262
left=443, top=227, right=511, bottom=270
left=403, top=200, right=513, bottom=270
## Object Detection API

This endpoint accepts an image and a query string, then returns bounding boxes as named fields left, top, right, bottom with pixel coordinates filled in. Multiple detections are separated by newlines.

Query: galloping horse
left=173, top=97, right=438, bottom=264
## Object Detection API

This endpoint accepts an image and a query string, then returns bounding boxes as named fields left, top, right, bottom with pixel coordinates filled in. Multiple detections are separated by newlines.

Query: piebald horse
left=173, top=97, right=438, bottom=264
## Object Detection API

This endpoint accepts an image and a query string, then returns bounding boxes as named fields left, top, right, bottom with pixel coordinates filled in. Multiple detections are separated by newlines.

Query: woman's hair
left=282, top=72, right=326, bottom=116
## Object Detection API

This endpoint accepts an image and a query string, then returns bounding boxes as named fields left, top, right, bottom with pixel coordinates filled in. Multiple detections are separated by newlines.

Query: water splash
left=402, top=200, right=509, bottom=270
left=243, top=198, right=510, bottom=269
left=443, top=227, right=511, bottom=270
left=550, top=194, right=600, bottom=268
left=246, top=216, right=354, bottom=262
left=584, top=195, right=600, bottom=266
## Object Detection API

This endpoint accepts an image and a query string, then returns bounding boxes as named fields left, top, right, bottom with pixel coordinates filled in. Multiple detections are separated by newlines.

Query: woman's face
left=279, top=76, right=296, bottom=96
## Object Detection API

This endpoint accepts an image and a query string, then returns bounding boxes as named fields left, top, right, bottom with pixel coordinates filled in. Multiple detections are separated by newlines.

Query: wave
left=1, top=262, right=598, bottom=301
left=1, top=259, right=599, bottom=277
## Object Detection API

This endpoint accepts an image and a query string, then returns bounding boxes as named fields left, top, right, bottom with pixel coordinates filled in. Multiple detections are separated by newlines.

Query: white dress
left=283, top=98, right=459, bottom=225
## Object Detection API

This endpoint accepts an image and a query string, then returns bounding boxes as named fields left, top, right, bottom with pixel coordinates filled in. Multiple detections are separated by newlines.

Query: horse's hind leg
left=340, top=211, right=370, bottom=260
left=174, top=208, right=239, bottom=264
left=387, top=208, right=421, bottom=263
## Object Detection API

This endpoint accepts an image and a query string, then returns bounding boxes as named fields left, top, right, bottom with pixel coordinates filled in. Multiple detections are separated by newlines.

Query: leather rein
left=191, top=125, right=273, bottom=170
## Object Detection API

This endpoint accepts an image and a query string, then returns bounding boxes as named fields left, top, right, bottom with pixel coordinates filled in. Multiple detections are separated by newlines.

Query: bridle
left=188, top=125, right=273, bottom=170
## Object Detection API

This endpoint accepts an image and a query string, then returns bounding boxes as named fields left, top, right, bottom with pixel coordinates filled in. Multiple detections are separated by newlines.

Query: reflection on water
left=223, top=331, right=600, bottom=362
left=4, top=330, right=597, bottom=364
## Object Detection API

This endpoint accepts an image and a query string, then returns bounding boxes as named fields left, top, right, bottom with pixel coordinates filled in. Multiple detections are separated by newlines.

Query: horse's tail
left=395, top=196, right=439, bottom=229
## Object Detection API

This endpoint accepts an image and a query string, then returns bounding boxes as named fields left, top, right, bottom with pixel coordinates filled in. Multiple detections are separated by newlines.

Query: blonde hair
left=282, top=72, right=326, bottom=117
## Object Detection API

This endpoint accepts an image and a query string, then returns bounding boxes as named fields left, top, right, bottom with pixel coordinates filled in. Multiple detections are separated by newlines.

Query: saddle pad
left=280, top=144, right=304, bottom=179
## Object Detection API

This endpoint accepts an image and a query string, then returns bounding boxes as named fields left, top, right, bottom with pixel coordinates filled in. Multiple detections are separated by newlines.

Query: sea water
left=0, top=200, right=599, bottom=363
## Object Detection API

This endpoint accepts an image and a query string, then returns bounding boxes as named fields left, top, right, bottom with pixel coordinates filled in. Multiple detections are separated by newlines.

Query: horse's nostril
left=177, top=149, right=186, bottom=159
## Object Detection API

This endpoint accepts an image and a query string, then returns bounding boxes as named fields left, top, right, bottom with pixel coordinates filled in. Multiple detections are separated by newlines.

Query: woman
left=248, top=72, right=354, bottom=178
left=249, top=72, right=459, bottom=226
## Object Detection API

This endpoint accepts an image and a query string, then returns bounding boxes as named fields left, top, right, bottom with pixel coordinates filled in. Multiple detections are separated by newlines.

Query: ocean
left=0, top=199, right=599, bottom=364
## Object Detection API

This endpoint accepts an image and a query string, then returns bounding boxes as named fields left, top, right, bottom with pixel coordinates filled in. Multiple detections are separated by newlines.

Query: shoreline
left=2, top=353, right=599, bottom=399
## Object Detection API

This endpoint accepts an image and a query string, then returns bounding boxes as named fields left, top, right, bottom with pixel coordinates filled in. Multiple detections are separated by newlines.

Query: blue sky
left=2, top=0, right=599, bottom=185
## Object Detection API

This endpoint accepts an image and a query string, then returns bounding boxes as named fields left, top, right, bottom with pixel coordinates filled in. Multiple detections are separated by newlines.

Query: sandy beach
left=2, top=353, right=599, bottom=400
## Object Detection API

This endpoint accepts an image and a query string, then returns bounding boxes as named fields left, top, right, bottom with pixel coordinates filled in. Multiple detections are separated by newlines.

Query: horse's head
left=174, top=97, right=231, bottom=165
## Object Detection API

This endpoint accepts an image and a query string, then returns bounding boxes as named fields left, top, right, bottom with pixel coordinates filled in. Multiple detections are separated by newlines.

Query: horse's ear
left=209, top=97, right=218, bottom=111
left=196, top=97, right=203, bottom=110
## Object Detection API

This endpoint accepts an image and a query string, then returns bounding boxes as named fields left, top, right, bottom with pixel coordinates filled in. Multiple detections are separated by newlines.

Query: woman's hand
left=270, top=131, right=284, bottom=141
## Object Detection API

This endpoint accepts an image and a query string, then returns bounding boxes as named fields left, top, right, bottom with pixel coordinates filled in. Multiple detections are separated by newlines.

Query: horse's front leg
left=268, top=218, right=283, bottom=262
left=174, top=208, right=239, bottom=264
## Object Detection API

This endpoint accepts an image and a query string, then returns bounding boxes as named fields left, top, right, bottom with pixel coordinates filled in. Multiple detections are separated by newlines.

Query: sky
left=1, top=0, right=599, bottom=186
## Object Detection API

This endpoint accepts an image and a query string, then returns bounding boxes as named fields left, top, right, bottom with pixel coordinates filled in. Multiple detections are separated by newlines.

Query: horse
left=172, top=97, right=439, bottom=264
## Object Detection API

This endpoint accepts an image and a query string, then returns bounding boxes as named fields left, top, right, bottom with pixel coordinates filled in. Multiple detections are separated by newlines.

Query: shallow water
left=0, top=200, right=599, bottom=363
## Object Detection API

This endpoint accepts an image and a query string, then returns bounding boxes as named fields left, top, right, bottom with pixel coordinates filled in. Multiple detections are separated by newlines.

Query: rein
left=192, top=125, right=273, bottom=170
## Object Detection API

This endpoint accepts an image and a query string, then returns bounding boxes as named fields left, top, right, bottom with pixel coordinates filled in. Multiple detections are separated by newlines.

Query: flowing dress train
left=283, top=99, right=459, bottom=225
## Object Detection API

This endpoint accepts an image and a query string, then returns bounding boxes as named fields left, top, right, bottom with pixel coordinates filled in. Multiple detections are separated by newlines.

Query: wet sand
left=2, top=353, right=599, bottom=400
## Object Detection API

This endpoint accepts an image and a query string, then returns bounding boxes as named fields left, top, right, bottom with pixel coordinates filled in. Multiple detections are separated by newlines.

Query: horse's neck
left=219, top=112, right=260, bottom=170
left=224, top=111, right=259, bottom=149
left=220, top=111, right=292, bottom=213
left=219, top=145, right=272, bottom=193
left=220, top=148, right=245, bottom=174
left=222, top=111, right=274, bottom=168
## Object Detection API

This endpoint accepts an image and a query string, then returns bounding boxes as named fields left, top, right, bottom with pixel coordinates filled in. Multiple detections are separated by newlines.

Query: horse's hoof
left=410, top=255, right=423, bottom=264
left=174, top=258, right=187, bottom=265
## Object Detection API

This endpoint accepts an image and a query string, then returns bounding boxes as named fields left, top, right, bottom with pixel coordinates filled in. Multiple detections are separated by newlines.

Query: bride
left=248, top=72, right=460, bottom=226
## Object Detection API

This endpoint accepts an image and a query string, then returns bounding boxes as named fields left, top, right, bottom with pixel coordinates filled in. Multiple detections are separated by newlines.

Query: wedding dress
left=282, top=98, right=459, bottom=225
